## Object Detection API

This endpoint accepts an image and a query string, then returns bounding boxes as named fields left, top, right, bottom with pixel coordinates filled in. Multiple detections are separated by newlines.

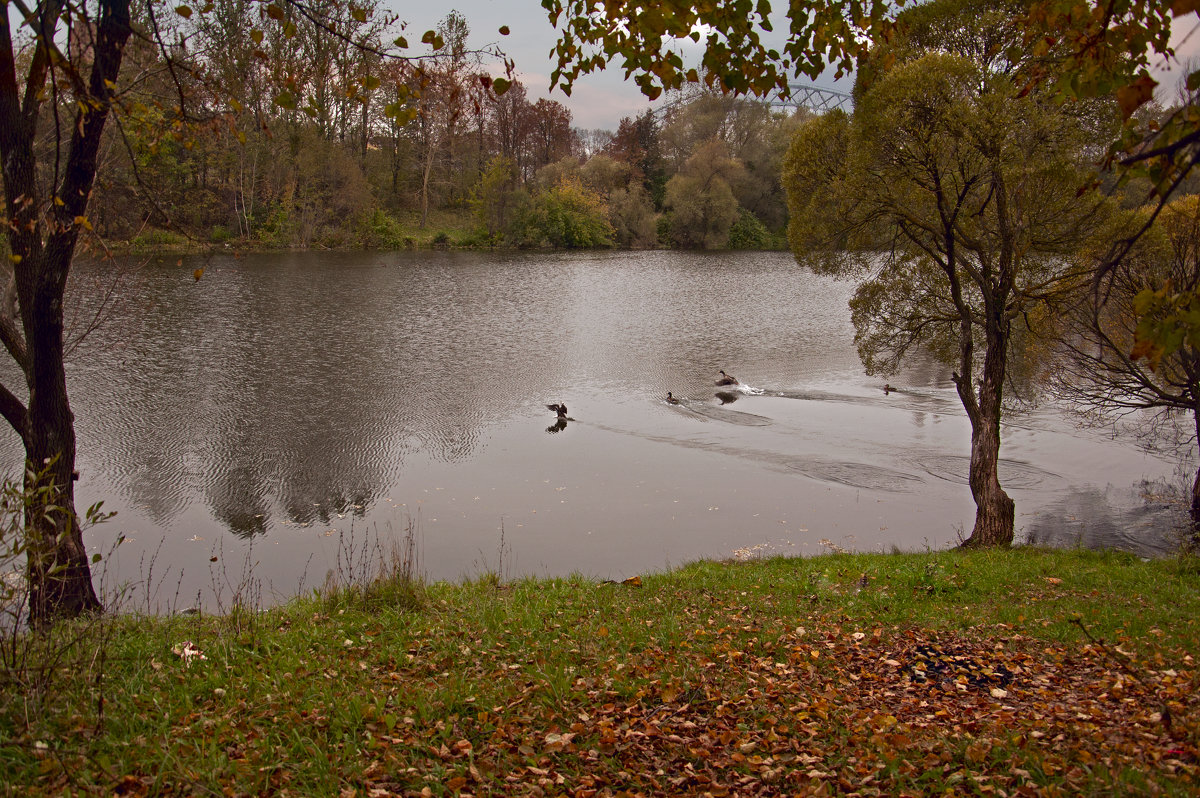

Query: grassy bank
left=2, top=547, right=1199, bottom=796
left=120, top=208, right=486, bottom=255
left=114, top=206, right=789, bottom=255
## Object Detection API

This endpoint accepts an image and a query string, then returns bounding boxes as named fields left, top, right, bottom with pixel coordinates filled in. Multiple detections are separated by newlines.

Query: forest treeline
left=76, top=3, right=800, bottom=251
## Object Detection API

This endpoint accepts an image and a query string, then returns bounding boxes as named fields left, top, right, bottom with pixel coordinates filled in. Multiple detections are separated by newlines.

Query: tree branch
left=0, top=270, right=29, bottom=370
left=0, top=379, right=29, bottom=441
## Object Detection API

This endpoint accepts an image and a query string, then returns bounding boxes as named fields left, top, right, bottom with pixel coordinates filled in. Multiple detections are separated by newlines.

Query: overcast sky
left=388, top=0, right=672, bottom=130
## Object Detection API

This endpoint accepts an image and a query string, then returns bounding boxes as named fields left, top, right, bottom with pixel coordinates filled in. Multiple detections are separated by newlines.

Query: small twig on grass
left=1069, top=614, right=1174, bottom=734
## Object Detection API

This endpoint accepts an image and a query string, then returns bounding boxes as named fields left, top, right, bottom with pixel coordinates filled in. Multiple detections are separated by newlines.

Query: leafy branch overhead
left=541, top=1, right=1192, bottom=114
left=539, top=0, right=890, bottom=100
left=538, top=0, right=1200, bottom=206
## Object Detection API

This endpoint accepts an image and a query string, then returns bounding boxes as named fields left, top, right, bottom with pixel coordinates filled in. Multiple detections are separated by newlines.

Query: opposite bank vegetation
left=1, top=546, right=1198, bottom=796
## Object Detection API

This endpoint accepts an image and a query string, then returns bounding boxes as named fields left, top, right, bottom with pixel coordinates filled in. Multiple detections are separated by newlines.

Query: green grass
left=2, top=548, right=1198, bottom=795
left=126, top=228, right=201, bottom=253
left=385, top=208, right=480, bottom=249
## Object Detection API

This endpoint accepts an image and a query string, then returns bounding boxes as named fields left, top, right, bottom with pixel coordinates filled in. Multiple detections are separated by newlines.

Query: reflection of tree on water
left=1022, top=483, right=1186, bottom=557
left=282, top=488, right=372, bottom=528
left=209, top=464, right=270, bottom=537
left=193, top=257, right=414, bottom=537
left=67, top=257, right=408, bottom=537
left=70, top=253, right=575, bottom=537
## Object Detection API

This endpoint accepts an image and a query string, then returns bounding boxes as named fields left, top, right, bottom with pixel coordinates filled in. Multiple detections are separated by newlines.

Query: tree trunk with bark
left=958, top=311, right=1016, bottom=548
left=0, top=0, right=132, bottom=624
left=1191, top=409, right=1200, bottom=542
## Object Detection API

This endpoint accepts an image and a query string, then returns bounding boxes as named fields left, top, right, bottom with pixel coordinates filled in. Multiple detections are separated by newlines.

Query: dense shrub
left=726, top=209, right=771, bottom=249
left=358, top=209, right=408, bottom=249
left=512, top=177, right=614, bottom=248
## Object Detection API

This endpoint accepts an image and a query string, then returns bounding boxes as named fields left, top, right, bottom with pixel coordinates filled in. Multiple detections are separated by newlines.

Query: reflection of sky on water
left=0, top=250, right=1188, bottom=610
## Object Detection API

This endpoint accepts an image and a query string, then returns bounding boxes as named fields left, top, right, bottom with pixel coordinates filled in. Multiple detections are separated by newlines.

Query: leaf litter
left=347, top=606, right=1196, bottom=796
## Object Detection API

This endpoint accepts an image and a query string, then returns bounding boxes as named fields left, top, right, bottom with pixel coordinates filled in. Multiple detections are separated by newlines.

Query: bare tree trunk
left=420, top=144, right=435, bottom=229
left=1191, top=410, right=1200, bottom=541
left=360, top=93, right=369, bottom=166
left=963, top=407, right=1015, bottom=547
left=1190, top=465, right=1200, bottom=537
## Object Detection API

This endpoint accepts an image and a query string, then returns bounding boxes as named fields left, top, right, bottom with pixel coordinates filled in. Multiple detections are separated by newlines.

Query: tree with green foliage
left=471, top=155, right=525, bottom=241
left=659, top=83, right=799, bottom=233
left=606, top=111, right=666, bottom=208
left=607, top=185, right=658, bottom=249
left=664, top=140, right=742, bottom=250
left=783, top=0, right=1116, bottom=547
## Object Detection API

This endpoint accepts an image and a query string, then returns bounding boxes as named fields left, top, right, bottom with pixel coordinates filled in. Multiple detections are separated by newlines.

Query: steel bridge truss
left=770, top=84, right=853, bottom=114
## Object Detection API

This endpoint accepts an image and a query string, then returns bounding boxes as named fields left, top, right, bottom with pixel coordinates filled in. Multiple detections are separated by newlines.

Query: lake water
left=2, top=250, right=1187, bottom=610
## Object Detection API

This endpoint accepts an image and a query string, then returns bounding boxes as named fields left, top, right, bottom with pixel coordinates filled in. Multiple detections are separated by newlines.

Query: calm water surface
left=4, top=250, right=1185, bottom=609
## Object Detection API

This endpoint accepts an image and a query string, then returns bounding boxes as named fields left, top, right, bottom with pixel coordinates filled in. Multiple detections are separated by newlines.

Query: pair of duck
left=549, top=371, right=739, bottom=416
left=666, top=370, right=739, bottom=405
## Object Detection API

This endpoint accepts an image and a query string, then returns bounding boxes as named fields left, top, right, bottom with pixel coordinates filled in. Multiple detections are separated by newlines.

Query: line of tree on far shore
left=73, top=6, right=803, bottom=253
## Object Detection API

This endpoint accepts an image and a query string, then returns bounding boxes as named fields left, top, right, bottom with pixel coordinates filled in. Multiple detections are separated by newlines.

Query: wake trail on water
left=589, top=408, right=933, bottom=493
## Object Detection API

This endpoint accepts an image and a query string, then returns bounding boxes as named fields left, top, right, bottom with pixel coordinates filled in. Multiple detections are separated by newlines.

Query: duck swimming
left=716, top=370, right=739, bottom=386
left=666, top=392, right=681, bottom=404
left=547, top=402, right=568, bottom=419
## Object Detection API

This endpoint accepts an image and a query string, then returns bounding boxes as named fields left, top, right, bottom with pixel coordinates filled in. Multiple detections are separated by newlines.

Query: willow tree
left=783, top=0, right=1115, bottom=547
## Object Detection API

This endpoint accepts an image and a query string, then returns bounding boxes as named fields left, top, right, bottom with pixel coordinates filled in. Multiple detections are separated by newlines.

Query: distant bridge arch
left=771, top=84, right=853, bottom=114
